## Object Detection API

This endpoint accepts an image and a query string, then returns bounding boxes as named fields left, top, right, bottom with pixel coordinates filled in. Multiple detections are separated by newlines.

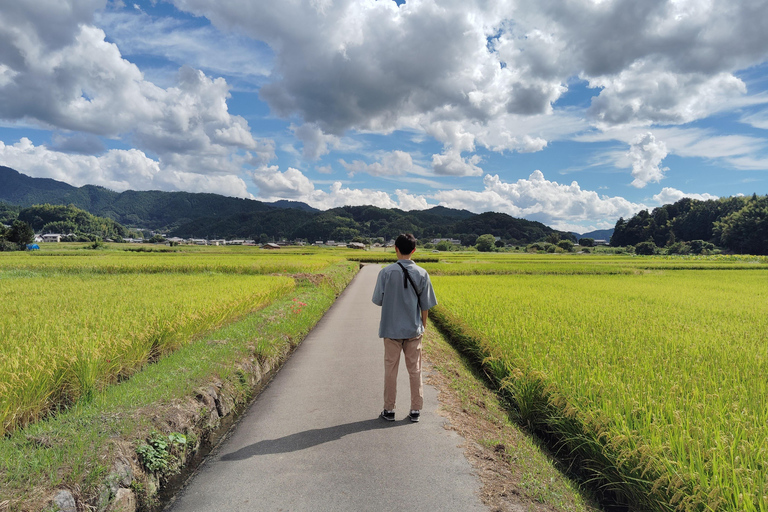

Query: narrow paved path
left=166, top=264, right=486, bottom=512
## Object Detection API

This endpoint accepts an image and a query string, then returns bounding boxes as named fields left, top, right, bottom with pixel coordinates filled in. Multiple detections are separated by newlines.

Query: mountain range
left=0, top=166, right=599, bottom=244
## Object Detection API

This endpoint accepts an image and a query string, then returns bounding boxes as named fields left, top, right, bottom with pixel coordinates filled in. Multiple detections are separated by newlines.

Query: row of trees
left=611, top=194, right=768, bottom=255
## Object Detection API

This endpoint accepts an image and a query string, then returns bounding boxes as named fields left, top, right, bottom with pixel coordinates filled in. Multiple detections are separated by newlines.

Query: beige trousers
left=383, top=335, right=423, bottom=411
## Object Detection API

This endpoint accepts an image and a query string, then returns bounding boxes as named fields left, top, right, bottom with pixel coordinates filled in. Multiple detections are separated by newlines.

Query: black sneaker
left=409, top=410, right=420, bottom=422
left=379, top=409, right=395, bottom=421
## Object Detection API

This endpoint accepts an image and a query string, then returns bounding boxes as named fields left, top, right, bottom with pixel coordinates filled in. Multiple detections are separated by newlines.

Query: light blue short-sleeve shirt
left=372, top=259, right=438, bottom=340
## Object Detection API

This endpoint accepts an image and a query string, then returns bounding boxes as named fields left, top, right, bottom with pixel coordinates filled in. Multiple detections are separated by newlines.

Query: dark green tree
left=475, top=234, right=496, bottom=252
left=7, top=220, right=34, bottom=248
left=634, top=241, right=657, bottom=255
left=714, top=196, right=768, bottom=255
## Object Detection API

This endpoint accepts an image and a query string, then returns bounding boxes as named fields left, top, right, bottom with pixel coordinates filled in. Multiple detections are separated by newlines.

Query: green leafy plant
left=136, top=432, right=187, bottom=473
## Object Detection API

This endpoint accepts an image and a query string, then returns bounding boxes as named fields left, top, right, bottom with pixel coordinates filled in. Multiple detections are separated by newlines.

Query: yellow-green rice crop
left=432, top=269, right=768, bottom=511
left=0, top=249, right=342, bottom=275
left=422, top=253, right=768, bottom=276
left=0, top=272, right=294, bottom=435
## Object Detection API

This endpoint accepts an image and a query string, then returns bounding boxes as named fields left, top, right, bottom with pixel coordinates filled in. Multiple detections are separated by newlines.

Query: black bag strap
left=396, top=261, right=422, bottom=311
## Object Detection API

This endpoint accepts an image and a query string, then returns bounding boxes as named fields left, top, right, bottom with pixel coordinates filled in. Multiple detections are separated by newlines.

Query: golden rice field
left=0, top=245, right=349, bottom=436
left=0, top=246, right=341, bottom=275
left=430, top=260, right=768, bottom=512
left=422, top=252, right=768, bottom=275
left=0, top=273, right=295, bottom=435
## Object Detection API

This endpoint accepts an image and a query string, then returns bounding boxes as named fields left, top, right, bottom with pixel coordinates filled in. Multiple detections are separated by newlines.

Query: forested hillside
left=16, top=204, right=129, bottom=240
left=171, top=204, right=572, bottom=245
left=611, top=194, right=768, bottom=254
left=0, top=166, right=310, bottom=231
left=0, top=167, right=573, bottom=245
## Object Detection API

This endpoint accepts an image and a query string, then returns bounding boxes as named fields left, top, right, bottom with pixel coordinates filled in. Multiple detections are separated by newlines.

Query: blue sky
left=1, top=0, right=767, bottom=232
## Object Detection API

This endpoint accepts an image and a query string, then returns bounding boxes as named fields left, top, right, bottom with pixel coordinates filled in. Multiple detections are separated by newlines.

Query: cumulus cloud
left=249, top=164, right=433, bottom=210
left=167, top=0, right=574, bottom=158
left=0, top=138, right=253, bottom=198
left=248, top=166, right=645, bottom=230
left=627, top=132, right=669, bottom=188
left=587, top=66, right=746, bottom=126
left=292, top=124, right=342, bottom=161
left=432, top=151, right=483, bottom=177
left=0, top=4, right=272, bottom=183
left=341, top=150, right=425, bottom=177
left=396, top=190, right=432, bottom=211
left=653, top=187, right=719, bottom=205
left=431, top=170, right=645, bottom=231
left=168, top=0, right=768, bottom=152
left=251, top=165, right=315, bottom=200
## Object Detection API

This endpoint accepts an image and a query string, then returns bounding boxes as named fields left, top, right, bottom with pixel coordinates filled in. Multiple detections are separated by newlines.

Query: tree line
left=611, top=194, right=768, bottom=255
left=170, top=205, right=575, bottom=247
left=0, top=203, right=133, bottom=250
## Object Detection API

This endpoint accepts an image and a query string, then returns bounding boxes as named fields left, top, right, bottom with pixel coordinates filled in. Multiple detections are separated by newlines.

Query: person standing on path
left=372, top=233, right=438, bottom=423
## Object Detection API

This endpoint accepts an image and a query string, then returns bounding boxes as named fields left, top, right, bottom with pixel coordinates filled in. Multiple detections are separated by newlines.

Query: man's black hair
left=395, top=233, right=417, bottom=255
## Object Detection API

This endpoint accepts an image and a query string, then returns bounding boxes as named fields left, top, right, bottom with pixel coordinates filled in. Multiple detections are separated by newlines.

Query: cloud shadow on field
left=220, top=418, right=409, bottom=460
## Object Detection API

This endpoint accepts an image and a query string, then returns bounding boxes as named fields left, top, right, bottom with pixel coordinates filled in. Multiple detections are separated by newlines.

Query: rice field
left=0, top=245, right=349, bottom=436
left=421, top=253, right=768, bottom=275
left=0, top=246, right=342, bottom=275
left=430, top=260, right=768, bottom=511
left=0, top=272, right=296, bottom=435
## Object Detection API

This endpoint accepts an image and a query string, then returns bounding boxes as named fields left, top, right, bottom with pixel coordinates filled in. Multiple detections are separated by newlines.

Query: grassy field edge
left=0, top=261, right=358, bottom=512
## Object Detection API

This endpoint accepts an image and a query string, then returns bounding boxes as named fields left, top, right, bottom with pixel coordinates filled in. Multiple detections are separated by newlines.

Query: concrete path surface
left=166, top=264, right=486, bottom=512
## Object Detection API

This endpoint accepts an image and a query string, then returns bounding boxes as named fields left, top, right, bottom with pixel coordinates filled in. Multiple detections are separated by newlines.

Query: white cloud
left=431, top=170, right=645, bottom=231
left=341, top=150, right=425, bottom=177
left=168, top=0, right=768, bottom=151
left=652, top=187, right=719, bottom=205
left=588, top=67, right=747, bottom=126
left=627, top=132, right=668, bottom=188
left=432, top=151, right=483, bottom=177
left=741, top=108, right=768, bottom=130
left=395, top=190, right=432, bottom=211
left=579, top=125, right=768, bottom=182
left=0, top=138, right=253, bottom=198
left=249, top=164, right=433, bottom=210
left=292, top=123, right=343, bottom=161
left=251, top=166, right=315, bottom=200
left=0, top=6, right=272, bottom=181
left=95, top=9, right=273, bottom=82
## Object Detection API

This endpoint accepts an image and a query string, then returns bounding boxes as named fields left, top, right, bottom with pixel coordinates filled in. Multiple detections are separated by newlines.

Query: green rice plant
left=431, top=269, right=768, bottom=511
left=0, top=273, right=294, bottom=435
left=347, top=254, right=439, bottom=263
left=0, top=248, right=343, bottom=275
left=421, top=253, right=768, bottom=276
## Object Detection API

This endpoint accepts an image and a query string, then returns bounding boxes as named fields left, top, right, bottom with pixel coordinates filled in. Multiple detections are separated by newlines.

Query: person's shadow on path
left=220, top=418, right=410, bottom=461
